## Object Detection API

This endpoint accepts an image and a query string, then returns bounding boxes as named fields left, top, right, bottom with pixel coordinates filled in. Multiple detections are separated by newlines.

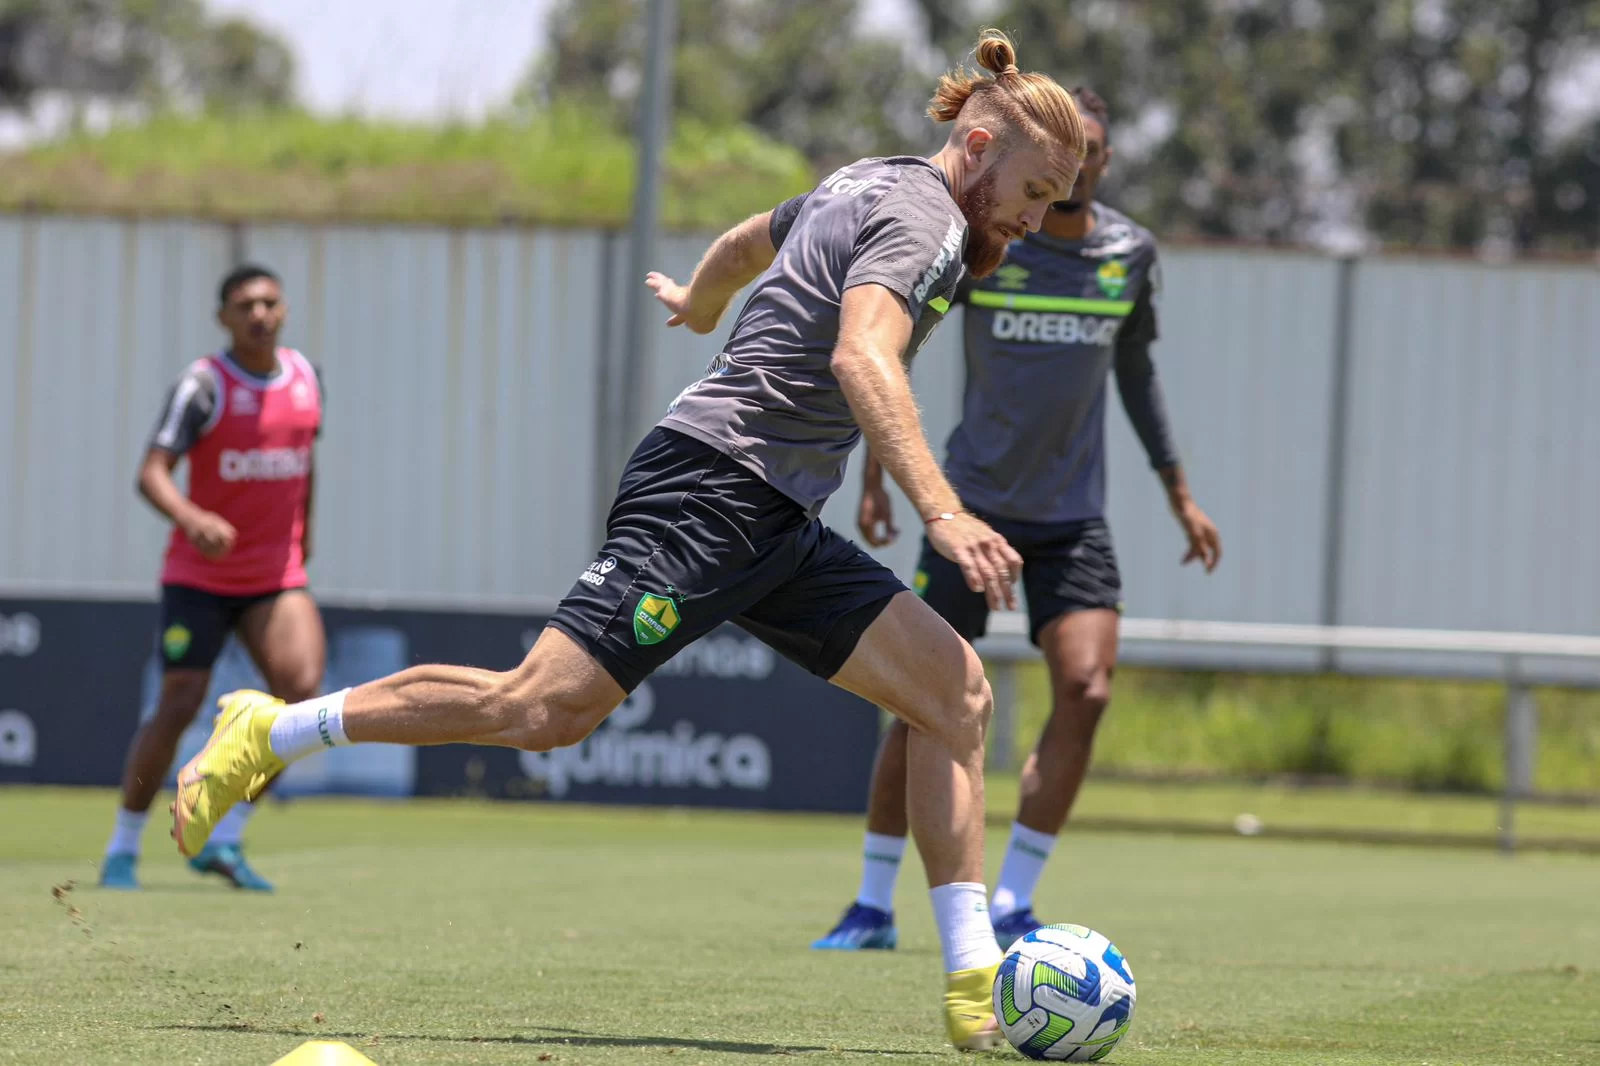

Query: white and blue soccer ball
left=992, top=923, right=1136, bottom=1061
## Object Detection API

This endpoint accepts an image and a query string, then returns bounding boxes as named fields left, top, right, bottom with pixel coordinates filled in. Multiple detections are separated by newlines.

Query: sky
left=4, top=0, right=1592, bottom=148
left=207, top=0, right=920, bottom=122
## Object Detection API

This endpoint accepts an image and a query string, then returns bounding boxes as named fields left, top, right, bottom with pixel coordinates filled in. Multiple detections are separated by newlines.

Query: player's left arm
left=1114, top=265, right=1221, bottom=572
left=302, top=458, right=316, bottom=564
left=304, top=365, right=325, bottom=564
left=644, top=195, right=804, bottom=335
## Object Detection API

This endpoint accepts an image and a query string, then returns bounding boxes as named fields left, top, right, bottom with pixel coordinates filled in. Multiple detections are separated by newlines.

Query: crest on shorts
left=1096, top=259, right=1128, bottom=298
left=162, top=624, right=192, bottom=661
left=913, top=569, right=930, bottom=596
left=632, top=592, right=681, bottom=646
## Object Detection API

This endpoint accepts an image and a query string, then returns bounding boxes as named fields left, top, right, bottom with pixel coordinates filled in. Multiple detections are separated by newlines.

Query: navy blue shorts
left=548, top=427, right=906, bottom=693
left=914, top=512, right=1121, bottom=646
left=157, top=584, right=303, bottom=671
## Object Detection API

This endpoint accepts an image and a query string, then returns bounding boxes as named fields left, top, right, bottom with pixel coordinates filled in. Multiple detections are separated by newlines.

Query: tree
left=0, top=0, right=294, bottom=116
left=522, top=0, right=930, bottom=168
left=930, top=0, right=1600, bottom=251
left=186, top=16, right=294, bottom=111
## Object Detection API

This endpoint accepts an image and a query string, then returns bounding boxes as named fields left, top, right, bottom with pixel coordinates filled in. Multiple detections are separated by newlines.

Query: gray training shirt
left=661, top=156, right=967, bottom=518
left=943, top=204, right=1179, bottom=524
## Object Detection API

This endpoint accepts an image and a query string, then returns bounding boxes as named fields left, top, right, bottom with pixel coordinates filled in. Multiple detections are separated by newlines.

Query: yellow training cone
left=270, top=1041, right=379, bottom=1065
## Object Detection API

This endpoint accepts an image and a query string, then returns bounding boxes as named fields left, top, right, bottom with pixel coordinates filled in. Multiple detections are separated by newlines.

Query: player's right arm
left=645, top=193, right=807, bottom=335
left=140, top=367, right=236, bottom=559
left=833, top=285, right=1020, bottom=609
left=855, top=271, right=973, bottom=547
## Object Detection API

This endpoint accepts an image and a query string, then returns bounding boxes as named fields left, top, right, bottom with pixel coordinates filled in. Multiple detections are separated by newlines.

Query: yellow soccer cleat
left=945, top=961, right=1004, bottom=1052
left=171, top=689, right=286, bottom=858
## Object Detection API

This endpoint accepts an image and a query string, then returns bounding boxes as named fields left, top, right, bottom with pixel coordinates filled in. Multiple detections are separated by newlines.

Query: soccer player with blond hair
left=169, top=30, right=1085, bottom=1049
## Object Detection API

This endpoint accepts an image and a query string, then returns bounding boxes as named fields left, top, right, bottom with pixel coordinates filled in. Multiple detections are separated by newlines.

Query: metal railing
left=974, top=616, right=1600, bottom=853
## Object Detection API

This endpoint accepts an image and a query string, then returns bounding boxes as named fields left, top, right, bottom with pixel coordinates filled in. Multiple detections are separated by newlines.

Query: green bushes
left=1009, top=664, right=1600, bottom=795
left=1, top=107, right=813, bottom=227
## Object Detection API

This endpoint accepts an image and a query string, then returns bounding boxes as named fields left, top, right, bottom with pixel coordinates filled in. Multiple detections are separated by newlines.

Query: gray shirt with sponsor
left=943, top=204, right=1178, bottom=524
left=661, top=156, right=967, bottom=518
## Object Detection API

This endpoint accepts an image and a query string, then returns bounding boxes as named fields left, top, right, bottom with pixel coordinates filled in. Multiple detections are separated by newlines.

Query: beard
left=956, top=167, right=1014, bottom=278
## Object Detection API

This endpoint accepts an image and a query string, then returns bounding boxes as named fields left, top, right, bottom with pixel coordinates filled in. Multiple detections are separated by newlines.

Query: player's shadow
left=155, top=1024, right=945, bottom=1056
left=97, top=884, right=230, bottom=893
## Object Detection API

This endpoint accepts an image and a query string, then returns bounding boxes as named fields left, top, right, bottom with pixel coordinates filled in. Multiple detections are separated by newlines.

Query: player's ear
left=963, top=126, right=996, bottom=169
left=1102, top=144, right=1113, bottom=175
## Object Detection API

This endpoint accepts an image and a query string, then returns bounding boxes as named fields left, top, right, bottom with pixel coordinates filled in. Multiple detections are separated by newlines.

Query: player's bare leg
left=864, top=720, right=912, bottom=838
left=830, top=608, right=1119, bottom=946
left=830, top=591, right=1003, bottom=1050
left=334, top=627, right=623, bottom=749
left=237, top=589, right=325, bottom=707
left=178, top=589, right=328, bottom=890
left=102, top=669, right=213, bottom=886
left=1014, top=609, right=1117, bottom=837
left=118, top=670, right=212, bottom=817
left=236, top=590, right=326, bottom=806
left=808, top=714, right=914, bottom=948
left=988, top=608, right=1118, bottom=934
left=170, top=627, right=624, bottom=856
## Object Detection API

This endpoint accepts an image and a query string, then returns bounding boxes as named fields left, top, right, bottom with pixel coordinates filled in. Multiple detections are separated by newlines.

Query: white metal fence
left=2, top=212, right=1597, bottom=654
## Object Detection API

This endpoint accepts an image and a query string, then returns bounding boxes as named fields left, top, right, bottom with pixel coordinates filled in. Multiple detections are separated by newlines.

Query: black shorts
left=548, top=427, right=906, bottom=693
left=914, top=512, right=1121, bottom=646
left=157, top=584, right=302, bottom=671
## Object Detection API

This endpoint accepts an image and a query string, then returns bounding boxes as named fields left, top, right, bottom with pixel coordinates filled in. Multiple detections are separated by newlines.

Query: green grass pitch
left=3, top=787, right=1597, bottom=1065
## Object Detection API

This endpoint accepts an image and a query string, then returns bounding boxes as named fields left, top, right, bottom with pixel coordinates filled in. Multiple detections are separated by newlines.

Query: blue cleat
left=811, top=902, right=898, bottom=950
left=188, top=843, right=274, bottom=892
left=99, top=852, right=140, bottom=890
left=992, top=906, right=1044, bottom=951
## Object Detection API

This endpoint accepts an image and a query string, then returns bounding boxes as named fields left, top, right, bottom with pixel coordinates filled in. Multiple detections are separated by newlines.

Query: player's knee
left=489, top=670, right=613, bottom=752
left=152, top=675, right=209, bottom=730
left=273, top=668, right=322, bottom=704
left=540, top=691, right=610, bottom=750
left=941, top=647, right=993, bottom=758
left=1051, top=660, right=1112, bottom=723
left=968, top=671, right=995, bottom=737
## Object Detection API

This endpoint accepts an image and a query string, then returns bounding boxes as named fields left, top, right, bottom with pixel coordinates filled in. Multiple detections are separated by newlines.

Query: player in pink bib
left=100, top=265, right=327, bottom=892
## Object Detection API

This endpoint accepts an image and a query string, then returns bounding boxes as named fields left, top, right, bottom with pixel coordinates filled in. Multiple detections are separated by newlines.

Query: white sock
left=267, top=688, right=351, bottom=762
left=991, top=822, right=1057, bottom=918
left=855, top=832, right=906, bottom=912
left=106, top=808, right=147, bottom=857
left=930, top=881, right=1003, bottom=973
left=208, top=801, right=255, bottom=847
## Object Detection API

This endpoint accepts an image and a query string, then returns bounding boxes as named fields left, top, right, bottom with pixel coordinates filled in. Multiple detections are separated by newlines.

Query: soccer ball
left=992, top=923, right=1136, bottom=1061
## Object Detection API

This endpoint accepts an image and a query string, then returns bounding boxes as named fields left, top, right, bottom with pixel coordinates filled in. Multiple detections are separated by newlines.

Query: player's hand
left=645, top=272, right=722, bottom=335
left=1173, top=498, right=1221, bottom=572
left=858, top=484, right=899, bottom=547
left=925, top=512, right=1022, bottom=611
left=184, top=512, right=237, bottom=560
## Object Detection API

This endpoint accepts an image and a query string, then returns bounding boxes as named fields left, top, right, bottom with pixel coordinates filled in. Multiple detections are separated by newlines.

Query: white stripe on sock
left=991, top=821, right=1057, bottom=918
left=855, top=832, right=906, bottom=912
